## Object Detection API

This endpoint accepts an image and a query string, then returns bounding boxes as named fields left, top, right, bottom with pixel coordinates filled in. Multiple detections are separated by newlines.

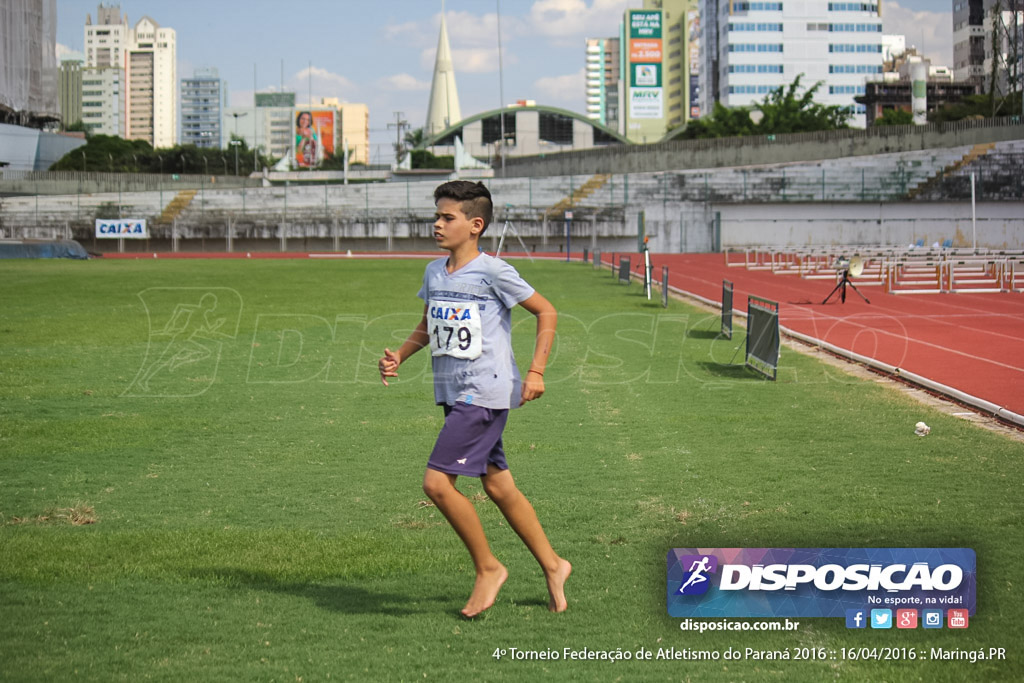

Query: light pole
left=108, top=153, right=113, bottom=172
left=232, top=112, right=248, bottom=176
left=81, top=150, right=87, bottom=171
left=221, top=154, right=227, bottom=176
left=157, top=154, right=163, bottom=213
left=230, top=139, right=242, bottom=176
left=232, top=111, right=247, bottom=138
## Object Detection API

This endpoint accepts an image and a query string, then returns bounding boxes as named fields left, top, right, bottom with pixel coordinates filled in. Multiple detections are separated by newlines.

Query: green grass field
left=1, top=258, right=1021, bottom=682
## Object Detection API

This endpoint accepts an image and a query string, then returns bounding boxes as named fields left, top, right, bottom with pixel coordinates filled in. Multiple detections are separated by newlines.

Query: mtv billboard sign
left=667, top=548, right=976, bottom=618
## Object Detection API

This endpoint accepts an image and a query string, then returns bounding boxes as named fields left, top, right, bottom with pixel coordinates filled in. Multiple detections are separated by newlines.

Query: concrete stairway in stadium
left=544, top=174, right=611, bottom=218
left=905, top=142, right=996, bottom=200
left=156, top=190, right=198, bottom=225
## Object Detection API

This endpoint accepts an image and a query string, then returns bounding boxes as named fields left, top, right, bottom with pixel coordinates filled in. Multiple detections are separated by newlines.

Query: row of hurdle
left=724, top=246, right=1024, bottom=294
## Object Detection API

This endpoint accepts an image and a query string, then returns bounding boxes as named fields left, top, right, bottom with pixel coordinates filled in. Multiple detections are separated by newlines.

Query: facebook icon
left=846, top=609, right=867, bottom=629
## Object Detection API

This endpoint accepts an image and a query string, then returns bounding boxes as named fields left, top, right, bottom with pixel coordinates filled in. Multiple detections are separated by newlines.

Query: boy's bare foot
left=546, top=558, right=572, bottom=612
left=461, top=564, right=508, bottom=618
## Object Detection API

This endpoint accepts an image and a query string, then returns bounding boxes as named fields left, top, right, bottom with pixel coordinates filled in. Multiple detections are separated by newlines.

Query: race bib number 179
left=428, top=300, right=482, bottom=359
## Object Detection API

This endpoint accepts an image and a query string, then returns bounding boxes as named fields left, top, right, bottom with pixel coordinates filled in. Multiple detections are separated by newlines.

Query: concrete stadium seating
left=1, top=142, right=1019, bottom=241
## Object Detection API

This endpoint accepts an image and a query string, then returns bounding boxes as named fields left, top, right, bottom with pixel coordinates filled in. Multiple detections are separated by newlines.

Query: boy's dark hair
left=434, top=181, right=493, bottom=233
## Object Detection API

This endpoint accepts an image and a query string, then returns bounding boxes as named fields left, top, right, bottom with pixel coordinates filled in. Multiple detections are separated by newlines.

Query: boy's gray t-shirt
left=417, top=252, right=535, bottom=409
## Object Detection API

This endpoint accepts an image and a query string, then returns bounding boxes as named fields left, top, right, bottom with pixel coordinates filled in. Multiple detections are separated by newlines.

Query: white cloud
left=290, top=66, right=357, bottom=101
left=384, top=20, right=424, bottom=44
left=420, top=46, right=506, bottom=74
left=883, top=2, right=953, bottom=66
left=527, top=0, right=635, bottom=45
left=388, top=10, right=527, bottom=49
left=533, top=68, right=585, bottom=106
left=55, top=42, right=78, bottom=60
left=378, top=73, right=430, bottom=92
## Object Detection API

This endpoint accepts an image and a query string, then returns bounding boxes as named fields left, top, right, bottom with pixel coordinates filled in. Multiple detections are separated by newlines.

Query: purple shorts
left=427, top=402, right=510, bottom=478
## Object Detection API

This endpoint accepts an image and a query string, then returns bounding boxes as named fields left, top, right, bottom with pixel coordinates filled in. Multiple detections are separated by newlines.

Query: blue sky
left=56, top=0, right=952, bottom=162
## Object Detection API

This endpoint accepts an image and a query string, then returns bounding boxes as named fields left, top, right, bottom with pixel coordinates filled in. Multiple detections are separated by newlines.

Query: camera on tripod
left=822, top=254, right=870, bottom=304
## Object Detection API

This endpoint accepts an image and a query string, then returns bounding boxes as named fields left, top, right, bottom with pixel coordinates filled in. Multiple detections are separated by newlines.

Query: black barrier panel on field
left=722, top=280, right=733, bottom=340
left=619, top=257, right=630, bottom=283
left=594, top=250, right=601, bottom=269
left=583, top=248, right=589, bottom=263
left=745, top=295, right=779, bottom=380
left=662, top=266, right=669, bottom=308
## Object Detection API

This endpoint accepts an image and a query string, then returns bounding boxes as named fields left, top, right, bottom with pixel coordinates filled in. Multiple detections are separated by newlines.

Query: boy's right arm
left=379, top=305, right=429, bottom=386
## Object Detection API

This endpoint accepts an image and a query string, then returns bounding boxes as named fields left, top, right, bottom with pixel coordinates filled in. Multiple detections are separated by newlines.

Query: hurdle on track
left=726, top=246, right=1024, bottom=295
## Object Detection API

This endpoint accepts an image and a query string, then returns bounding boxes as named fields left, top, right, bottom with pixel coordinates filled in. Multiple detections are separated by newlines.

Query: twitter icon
left=870, top=609, right=892, bottom=629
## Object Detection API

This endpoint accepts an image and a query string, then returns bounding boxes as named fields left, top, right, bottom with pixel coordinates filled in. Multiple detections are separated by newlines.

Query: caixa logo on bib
left=667, top=548, right=976, bottom=618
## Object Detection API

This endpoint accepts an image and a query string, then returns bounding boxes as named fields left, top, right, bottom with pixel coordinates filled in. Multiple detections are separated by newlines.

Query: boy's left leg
left=482, top=464, right=571, bottom=612
left=423, top=467, right=508, bottom=618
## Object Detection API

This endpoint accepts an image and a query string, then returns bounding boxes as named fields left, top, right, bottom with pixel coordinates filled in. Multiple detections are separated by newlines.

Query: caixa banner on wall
left=667, top=548, right=976, bottom=618
left=96, top=219, right=148, bottom=239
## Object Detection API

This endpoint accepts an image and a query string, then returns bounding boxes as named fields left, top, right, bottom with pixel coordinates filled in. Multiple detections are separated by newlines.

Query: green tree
left=49, top=134, right=271, bottom=175
left=410, top=149, right=454, bottom=169
left=873, top=108, right=915, bottom=126
left=318, top=146, right=357, bottom=171
left=674, top=74, right=852, bottom=140
left=404, top=127, right=425, bottom=150
left=49, top=135, right=153, bottom=171
left=929, top=92, right=1022, bottom=123
left=64, top=120, right=89, bottom=135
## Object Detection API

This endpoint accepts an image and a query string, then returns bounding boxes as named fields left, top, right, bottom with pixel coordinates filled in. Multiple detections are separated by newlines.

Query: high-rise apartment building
left=59, top=58, right=84, bottom=128
left=84, top=4, right=176, bottom=147
left=983, top=0, right=1023, bottom=98
left=318, top=98, right=370, bottom=166
left=643, top=0, right=699, bottom=130
left=1, top=0, right=59, bottom=125
left=63, top=41, right=124, bottom=138
left=584, top=37, right=621, bottom=129
left=953, top=0, right=1023, bottom=95
left=81, top=65, right=125, bottom=136
left=181, top=68, right=222, bottom=148
left=699, top=0, right=883, bottom=128
left=953, top=0, right=987, bottom=87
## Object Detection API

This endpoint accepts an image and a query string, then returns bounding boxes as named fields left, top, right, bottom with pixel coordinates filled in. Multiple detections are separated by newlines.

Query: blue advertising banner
left=667, top=548, right=976, bottom=618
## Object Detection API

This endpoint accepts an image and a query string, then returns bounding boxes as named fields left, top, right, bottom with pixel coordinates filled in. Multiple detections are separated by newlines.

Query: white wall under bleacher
left=708, top=202, right=1024, bottom=251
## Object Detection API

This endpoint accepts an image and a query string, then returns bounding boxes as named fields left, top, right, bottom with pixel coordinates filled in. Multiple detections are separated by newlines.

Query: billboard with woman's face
left=294, top=109, right=335, bottom=168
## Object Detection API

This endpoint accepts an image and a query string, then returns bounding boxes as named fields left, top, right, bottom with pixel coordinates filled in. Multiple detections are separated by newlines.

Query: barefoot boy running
left=378, top=180, right=571, bottom=617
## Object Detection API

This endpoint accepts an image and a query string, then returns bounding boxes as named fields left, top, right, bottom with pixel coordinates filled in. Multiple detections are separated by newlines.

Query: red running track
left=606, top=252, right=1024, bottom=420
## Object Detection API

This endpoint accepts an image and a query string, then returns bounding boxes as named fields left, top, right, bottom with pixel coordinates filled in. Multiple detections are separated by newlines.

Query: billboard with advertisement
left=293, top=109, right=335, bottom=168
left=96, top=218, right=147, bottom=239
left=624, top=9, right=665, bottom=137
left=629, top=88, right=664, bottom=118
left=629, top=38, right=662, bottom=62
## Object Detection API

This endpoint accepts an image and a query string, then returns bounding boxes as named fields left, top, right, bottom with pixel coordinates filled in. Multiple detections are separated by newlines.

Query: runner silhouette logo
left=677, top=554, right=719, bottom=595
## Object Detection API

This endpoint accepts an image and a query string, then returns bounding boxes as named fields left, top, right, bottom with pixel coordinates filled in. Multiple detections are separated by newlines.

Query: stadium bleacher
left=1, top=138, right=1020, bottom=252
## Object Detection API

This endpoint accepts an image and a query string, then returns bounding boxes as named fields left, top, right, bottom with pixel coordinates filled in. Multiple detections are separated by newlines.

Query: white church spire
left=425, top=2, right=462, bottom=135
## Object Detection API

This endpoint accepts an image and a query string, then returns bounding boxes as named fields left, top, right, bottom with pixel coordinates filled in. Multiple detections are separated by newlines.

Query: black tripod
left=822, top=268, right=871, bottom=304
